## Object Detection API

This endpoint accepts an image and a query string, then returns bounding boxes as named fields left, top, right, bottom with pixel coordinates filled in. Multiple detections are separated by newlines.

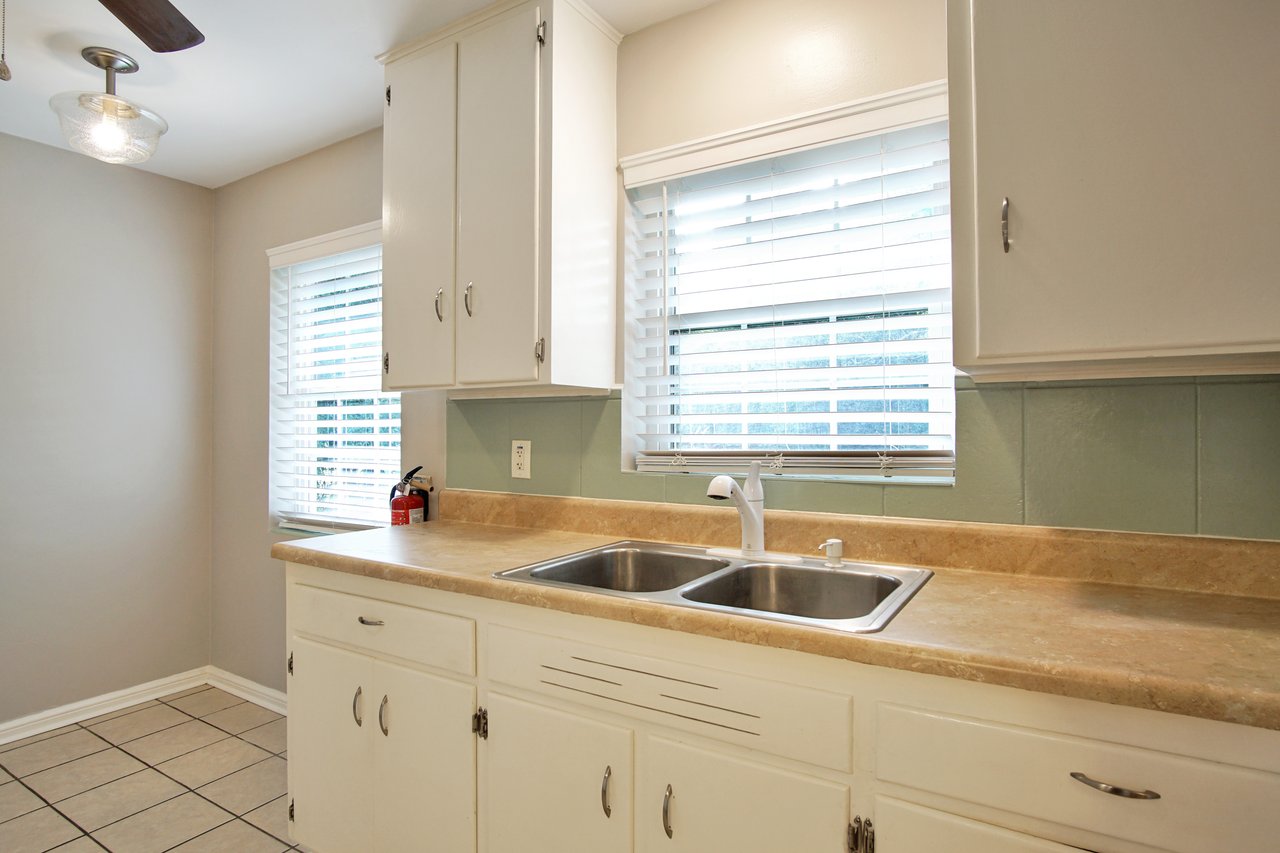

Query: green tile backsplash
left=444, top=377, right=1280, bottom=540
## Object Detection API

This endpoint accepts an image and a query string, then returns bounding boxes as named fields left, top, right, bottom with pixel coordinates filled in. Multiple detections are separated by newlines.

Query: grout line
left=0, top=743, right=113, bottom=781
left=0, top=759, right=110, bottom=843
left=152, top=813, right=239, bottom=853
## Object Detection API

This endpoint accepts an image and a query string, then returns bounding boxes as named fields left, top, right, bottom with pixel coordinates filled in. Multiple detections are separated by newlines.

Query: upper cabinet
left=381, top=0, right=619, bottom=394
left=949, top=0, right=1280, bottom=381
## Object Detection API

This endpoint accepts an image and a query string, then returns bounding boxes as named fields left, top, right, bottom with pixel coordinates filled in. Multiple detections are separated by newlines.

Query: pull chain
left=1, top=0, right=11, bottom=82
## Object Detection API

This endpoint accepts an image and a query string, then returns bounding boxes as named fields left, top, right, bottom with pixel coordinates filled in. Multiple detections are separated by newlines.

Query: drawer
left=876, top=704, right=1280, bottom=853
left=874, top=797, right=1078, bottom=853
left=488, top=624, right=852, bottom=771
left=290, top=584, right=474, bottom=676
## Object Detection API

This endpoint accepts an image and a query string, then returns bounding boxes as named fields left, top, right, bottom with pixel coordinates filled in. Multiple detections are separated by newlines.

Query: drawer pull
left=662, top=784, right=674, bottom=838
left=601, top=765, right=612, bottom=818
left=379, top=694, right=389, bottom=736
left=1001, top=196, right=1010, bottom=253
left=1070, top=771, right=1161, bottom=800
left=352, top=686, right=363, bottom=727
left=357, top=616, right=385, bottom=626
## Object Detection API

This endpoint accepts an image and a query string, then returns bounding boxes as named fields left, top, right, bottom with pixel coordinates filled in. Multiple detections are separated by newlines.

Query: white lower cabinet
left=635, top=736, right=850, bottom=852
left=287, top=636, right=477, bottom=853
left=874, top=798, right=1077, bottom=853
left=286, top=565, right=1280, bottom=853
left=485, top=693, right=633, bottom=853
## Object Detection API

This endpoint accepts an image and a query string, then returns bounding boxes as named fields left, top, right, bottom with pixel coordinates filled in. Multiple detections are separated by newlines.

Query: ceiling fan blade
left=97, top=0, right=205, bottom=53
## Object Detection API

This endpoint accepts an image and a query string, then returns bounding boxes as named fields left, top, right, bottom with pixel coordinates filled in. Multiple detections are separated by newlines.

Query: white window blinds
left=269, top=228, right=401, bottom=529
left=625, top=120, right=953, bottom=480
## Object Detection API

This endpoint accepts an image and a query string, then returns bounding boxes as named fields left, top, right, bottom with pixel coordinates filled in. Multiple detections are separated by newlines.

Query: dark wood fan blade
left=97, top=0, right=205, bottom=53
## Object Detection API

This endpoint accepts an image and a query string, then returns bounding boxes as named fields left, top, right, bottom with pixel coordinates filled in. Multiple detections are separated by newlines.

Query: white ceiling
left=0, top=0, right=715, bottom=188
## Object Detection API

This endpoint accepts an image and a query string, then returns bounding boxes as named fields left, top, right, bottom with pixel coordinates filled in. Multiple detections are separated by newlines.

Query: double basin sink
left=494, top=541, right=932, bottom=634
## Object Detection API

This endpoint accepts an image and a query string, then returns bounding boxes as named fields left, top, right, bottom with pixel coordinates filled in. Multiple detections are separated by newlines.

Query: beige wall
left=209, top=128, right=446, bottom=691
left=617, top=0, right=947, bottom=156
left=0, top=133, right=214, bottom=722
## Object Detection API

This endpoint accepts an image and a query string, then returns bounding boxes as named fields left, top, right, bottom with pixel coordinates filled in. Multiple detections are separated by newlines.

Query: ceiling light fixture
left=49, top=47, right=168, bottom=165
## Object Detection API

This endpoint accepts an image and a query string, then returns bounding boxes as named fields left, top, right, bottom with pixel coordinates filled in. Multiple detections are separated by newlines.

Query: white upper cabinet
left=950, top=0, right=1280, bottom=381
left=382, top=41, right=457, bottom=389
left=380, top=0, right=619, bottom=394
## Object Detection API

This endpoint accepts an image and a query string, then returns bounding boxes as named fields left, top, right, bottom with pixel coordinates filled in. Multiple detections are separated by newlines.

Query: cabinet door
left=637, top=736, right=848, bottom=852
left=874, top=797, right=1078, bottom=853
left=486, top=693, right=633, bottom=853
left=372, top=660, right=477, bottom=853
left=382, top=42, right=458, bottom=389
left=455, top=4, right=541, bottom=385
left=288, top=637, right=375, bottom=853
left=957, top=0, right=1280, bottom=366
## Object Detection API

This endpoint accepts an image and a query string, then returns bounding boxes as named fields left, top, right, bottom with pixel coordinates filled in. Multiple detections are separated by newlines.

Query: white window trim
left=620, top=82, right=953, bottom=483
left=619, top=81, right=947, bottom=188
left=268, top=220, right=393, bottom=533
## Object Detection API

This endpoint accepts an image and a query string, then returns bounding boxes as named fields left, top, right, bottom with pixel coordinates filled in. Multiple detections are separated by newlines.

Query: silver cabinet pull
left=352, top=686, right=363, bottom=727
left=378, top=695, right=389, bottom=736
left=600, top=765, right=612, bottom=818
left=1001, top=196, right=1010, bottom=253
left=434, top=288, right=444, bottom=322
left=357, top=616, right=384, bottom=626
left=662, top=784, right=673, bottom=839
left=464, top=282, right=474, bottom=317
left=1070, top=771, right=1160, bottom=800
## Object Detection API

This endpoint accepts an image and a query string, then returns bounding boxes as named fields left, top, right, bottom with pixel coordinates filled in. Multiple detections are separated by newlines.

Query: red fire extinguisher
left=390, top=466, right=426, bottom=525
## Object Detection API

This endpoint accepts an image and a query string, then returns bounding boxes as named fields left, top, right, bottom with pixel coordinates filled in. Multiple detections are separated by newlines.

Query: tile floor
left=0, top=685, right=294, bottom=852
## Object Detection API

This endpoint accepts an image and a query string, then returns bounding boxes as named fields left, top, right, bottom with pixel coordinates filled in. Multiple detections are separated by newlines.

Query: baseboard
left=204, top=667, right=287, bottom=716
left=0, top=666, right=286, bottom=746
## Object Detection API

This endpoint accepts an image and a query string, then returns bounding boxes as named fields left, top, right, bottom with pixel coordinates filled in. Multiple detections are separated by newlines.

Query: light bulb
left=90, top=117, right=128, bottom=154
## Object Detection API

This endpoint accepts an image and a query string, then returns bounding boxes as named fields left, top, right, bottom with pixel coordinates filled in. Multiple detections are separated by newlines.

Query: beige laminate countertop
left=273, top=519, right=1280, bottom=731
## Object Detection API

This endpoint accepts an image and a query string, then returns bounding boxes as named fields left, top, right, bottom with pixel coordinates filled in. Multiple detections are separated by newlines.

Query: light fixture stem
left=105, top=66, right=116, bottom=95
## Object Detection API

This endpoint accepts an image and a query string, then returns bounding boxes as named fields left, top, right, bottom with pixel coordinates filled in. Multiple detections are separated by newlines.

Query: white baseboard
left=0, top=666, right=286, bottom=747
left=204, top=667, right=287, bottom=716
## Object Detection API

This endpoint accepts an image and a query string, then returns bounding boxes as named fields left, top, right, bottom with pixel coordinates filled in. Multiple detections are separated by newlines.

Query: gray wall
left=209, top=129, right=456, bottom=693
left=0, top=132, right=215, bottom=722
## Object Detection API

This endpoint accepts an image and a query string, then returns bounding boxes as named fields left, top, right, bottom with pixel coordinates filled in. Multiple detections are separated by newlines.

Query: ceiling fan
left=97, top=0, right=204, bottom=52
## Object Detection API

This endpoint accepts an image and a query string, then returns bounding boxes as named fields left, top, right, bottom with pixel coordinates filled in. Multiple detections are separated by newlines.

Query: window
left=268, top=223, right=401, bottom=530
left=624, top=98, right=953, bottom=482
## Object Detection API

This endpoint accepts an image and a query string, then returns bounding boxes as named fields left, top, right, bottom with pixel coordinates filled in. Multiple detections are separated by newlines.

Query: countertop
left=272, top=517, right=1280, bottom=731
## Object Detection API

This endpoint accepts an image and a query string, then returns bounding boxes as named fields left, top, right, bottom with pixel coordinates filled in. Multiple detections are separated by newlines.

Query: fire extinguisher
left=390, top=465, right=426, bottom=525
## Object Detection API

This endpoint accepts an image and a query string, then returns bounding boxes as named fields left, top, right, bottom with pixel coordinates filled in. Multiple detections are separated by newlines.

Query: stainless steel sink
left=495, top=541, right=931, bottom=634
left=681, top=564, right=903, bottom=620
left=510, top=542, right=730, bottom=593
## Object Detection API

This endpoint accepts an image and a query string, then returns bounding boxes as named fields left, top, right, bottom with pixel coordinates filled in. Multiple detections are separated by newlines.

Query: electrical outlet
left=511, top=439, right=531, bottom=479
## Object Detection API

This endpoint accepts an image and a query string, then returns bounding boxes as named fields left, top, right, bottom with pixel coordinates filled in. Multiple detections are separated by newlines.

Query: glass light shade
left=49, top=92, right=168, bottom=165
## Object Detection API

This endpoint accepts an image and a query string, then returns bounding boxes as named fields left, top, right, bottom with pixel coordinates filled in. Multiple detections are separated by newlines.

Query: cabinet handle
left=464, top=282, right=474, bottom=317
left=662, top=783, right=673, bottom=839
left=1070, top=771, right=1161, bottom=800
left=352, top=686, right=363, bottom=727
left=379, top=695, right=389, bottom=736
left=358, top=616, right=384, bottom=626
left=1001, top=196, right=1010, bottom=253
left=434, top=288, right=444, bottom=322
left=600, top=765, right=612, bottom=818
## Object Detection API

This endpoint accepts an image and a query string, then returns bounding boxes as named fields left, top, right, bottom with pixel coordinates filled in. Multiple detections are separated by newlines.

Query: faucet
left=706, top=461, right=765, bottom=557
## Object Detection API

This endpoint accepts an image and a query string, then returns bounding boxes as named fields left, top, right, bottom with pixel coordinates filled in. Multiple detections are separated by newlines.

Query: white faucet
left=706, top=461, right=765, bottom=557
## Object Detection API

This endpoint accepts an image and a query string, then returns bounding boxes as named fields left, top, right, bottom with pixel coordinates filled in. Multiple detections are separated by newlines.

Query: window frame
left=267, top=221, right=401, bottom=533
left=619, top=82, right=954, bottom=483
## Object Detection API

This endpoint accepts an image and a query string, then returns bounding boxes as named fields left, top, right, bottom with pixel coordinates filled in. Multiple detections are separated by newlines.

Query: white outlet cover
left=511, top=439, right=532, bottom=479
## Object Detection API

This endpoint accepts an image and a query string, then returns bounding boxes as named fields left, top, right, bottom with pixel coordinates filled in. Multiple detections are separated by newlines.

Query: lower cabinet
left=635, top=736, right=850, bottom=852
left=485, top=693, right=633, bottom=853
left=287, top=636, right=477, bottom=853
left=286, top=566, right=1280, bottom=853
